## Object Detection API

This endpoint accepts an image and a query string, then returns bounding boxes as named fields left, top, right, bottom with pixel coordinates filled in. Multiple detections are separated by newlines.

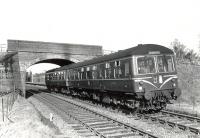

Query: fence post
left=2, top=98, right=4, bottom=122
left=11, top=93, right=14, bottom=108
left=6, top=95, right=8, bottom=117
left=8, top=94, right=10, bottom=112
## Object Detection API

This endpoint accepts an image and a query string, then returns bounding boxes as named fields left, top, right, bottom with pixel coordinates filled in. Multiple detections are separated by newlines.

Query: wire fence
left=0, top=89, right=20, bottom=122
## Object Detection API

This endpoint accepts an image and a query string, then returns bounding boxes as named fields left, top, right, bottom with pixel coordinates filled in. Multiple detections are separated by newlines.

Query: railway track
left=27, top=89, right=159, bottom=138
left=49, top=90, right=200, bottom=136
left=136, top=109, right=200, bottom=135
left=26, top=84, right=200, bottom=136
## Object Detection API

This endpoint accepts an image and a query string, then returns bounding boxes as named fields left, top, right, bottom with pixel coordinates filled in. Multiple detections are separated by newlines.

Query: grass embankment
left=0, top=96, right=59, bottom=138
left=177, top=63, right=200, bottom=104
left=167, top=63, right=200, bottom=115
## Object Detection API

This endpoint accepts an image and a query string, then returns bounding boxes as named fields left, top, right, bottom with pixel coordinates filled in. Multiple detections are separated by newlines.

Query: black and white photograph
left=0, top=0, right=200, bottom=137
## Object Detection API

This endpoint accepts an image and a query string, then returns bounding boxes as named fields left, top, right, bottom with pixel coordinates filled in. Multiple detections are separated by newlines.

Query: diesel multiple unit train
left=45, top=44, right=181, bottom=111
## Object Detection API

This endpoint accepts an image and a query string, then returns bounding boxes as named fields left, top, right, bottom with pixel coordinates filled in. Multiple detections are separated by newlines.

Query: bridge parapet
left=7, top=40, right=102, bottom=56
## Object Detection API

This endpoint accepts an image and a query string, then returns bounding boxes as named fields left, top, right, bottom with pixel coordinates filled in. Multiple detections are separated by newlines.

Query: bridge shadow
left=25, top=89, right=41, bottom=99
left=25, top=87, right=50, bottom=99
left=25, top=83, right=48, bottom=98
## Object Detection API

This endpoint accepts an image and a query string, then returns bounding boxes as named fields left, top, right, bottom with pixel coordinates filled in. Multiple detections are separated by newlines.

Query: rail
left=136, top=109, right=200, bottom=135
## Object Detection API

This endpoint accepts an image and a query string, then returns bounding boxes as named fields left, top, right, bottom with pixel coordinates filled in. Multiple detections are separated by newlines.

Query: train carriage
left=45, top=44, right=181, bottom=111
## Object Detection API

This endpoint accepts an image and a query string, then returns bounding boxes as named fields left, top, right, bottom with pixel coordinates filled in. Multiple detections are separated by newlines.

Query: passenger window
left=92, top=71, right=97, bottom=79
left=74, top=71, right=77, bottom=80
left=115, top=61, right=120, bottom=67
left=76, top=71, right=78, bottom=80
left=105, top=62, right=110, bottom=68
left=99, top=69, right=103, bottom=79
left=69, top=70, right=73, bottom=80
left=137, top=57, right=155, bottom=74
left=61, top=72, right=63, bottom=80
left=167, top=58, right=174, bottom=72
left=115, top=68, right=122, bottom=78
left=79, top=72, right=82, bottom=80
left=92, top=65, right=97, bottom=79
left=80, top=68, right=84, bottom=80
left=113, top=68, right=116, bottom=78
left=59, top=72, right=62, bottom=80
left=57, top=72, right=59, bottom=80
left=107, top=68, right=111, bottom=78
left=86, top=67, right=90, bottom=79
left=105, top=63, right=111, bottom=79
left=53, top=73, right=56, bottom=80
left=114, top=61, right=122, bottom=78
left=157, top=57, right=164, bottom=72
left=77, top=71, right=80, bottom=79
left=73, top=71, right=76, bottom=80
left=125, top=62, right=130, bottom=77
left=157, top=55, right=174, bottom=72
left=92, top=65, right=97, bottom=70
left=63, top=72, right=65, bottom=79
left=67, top=71, right=69, bottom=80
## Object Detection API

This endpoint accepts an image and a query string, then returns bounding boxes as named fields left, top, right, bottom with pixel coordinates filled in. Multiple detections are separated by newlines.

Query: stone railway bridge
left=3, top=40, right=103, bottom=96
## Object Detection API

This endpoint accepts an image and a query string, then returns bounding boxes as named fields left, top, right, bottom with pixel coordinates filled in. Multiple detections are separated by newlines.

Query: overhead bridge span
left=3, top=39, right=102, bottom=97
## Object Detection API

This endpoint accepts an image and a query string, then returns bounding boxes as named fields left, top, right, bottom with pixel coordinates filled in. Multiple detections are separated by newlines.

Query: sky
left=1, top=0, right=200, bottom=73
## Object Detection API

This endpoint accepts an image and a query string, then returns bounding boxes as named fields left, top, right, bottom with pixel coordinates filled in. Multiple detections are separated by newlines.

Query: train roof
left=46, top=68, right=58, bottom=73
left=54, top=44, right=173, bottom=71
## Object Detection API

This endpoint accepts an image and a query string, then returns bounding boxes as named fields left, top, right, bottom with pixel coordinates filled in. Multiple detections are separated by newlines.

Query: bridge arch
left=5, top=39, right=103, bottom=97
left=22, top=57, right=78, bottom=71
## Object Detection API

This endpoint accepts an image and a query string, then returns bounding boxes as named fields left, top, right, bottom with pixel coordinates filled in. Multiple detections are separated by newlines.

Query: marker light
left=139, top=81, right=143, bottom=86
left=171, top=78, right=175, bottom=82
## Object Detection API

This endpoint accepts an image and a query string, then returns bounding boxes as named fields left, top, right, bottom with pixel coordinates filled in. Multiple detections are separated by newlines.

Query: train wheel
left=92, top=93, right=101, bottom=102
left=58, top=88, right=61, bottom=93
left=111, top=97, right=118, bottom=106
left=47, top=86, right=51, bottom=92
left=102, top=94, right=111, bottom=104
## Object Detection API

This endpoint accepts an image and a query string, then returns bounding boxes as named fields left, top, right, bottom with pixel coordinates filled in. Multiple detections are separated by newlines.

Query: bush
left=177, top=63, right=200, bottom=105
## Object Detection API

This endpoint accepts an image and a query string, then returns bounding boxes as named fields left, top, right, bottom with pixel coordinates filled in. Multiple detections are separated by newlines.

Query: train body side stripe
left=135, top=75, right=178, bottom=90
left=159, top=76, right=177, bottom=88
left=134, top=79, right=158, bottom=89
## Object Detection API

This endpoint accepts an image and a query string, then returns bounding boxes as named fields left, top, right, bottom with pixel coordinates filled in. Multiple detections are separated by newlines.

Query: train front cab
left=132, top=52, right=181, bottom=109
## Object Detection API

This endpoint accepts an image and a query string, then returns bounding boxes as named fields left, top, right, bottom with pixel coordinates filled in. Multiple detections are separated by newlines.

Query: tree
left=171, top=39, right=198, bottom=63
left=171, top=39, right=186, bottom=60
left=185, top=49, right=197, bottom=63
